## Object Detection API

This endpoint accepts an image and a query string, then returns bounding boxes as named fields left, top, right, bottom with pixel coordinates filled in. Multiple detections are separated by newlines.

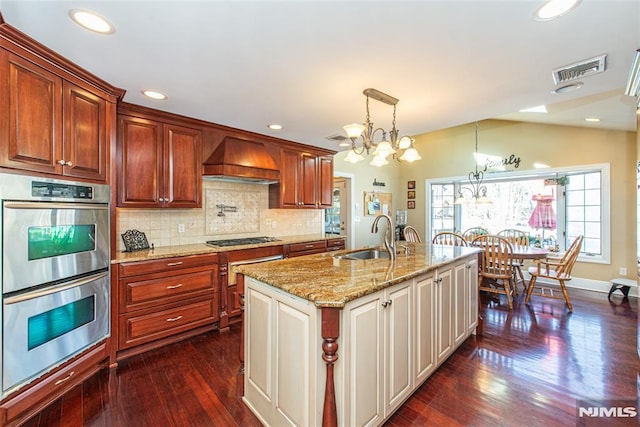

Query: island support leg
left=237, top=273, right=245, bottom=397
left=321, top=307, right=340, bottom=427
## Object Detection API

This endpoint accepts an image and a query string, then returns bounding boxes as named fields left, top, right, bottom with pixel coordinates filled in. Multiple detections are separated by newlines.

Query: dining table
left=512, top=245, right=550, bottom=260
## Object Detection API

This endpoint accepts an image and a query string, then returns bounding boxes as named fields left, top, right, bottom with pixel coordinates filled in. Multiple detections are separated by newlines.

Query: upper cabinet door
left=117, top=114, right=203, bottom=208
left=279, top=148, right=300, bottom=208
left=63, top=81, right=108, bottom=181
left=299, top=152, right=318, bottom=208
left=317, top=155, right=334, bottom=208
left=0, top=49, right=63, bottom=175
left=163, top=124, right=202, bottom=208
left=118, top=115, right=164, bottom=207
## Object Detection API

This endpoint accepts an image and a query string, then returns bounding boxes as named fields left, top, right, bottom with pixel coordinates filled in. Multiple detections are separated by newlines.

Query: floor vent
left=552, top=54, right=607, bottom=84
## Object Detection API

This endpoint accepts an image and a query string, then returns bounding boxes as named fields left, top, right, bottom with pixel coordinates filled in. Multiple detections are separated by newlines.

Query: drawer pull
left=166, top=284, right=183, bottom=290
left=305, top=244, right=314, bottom=248
left=166, top=261, right=184, bottom=267
left=54, top=371, right=75, bottom=386
left=166, top=315, right=183, bottom=322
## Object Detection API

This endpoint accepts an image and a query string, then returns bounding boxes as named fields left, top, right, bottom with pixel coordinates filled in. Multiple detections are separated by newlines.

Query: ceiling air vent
left=326, top=134, right=348, bottom=142
left=552, top=54, right=607, bottom=84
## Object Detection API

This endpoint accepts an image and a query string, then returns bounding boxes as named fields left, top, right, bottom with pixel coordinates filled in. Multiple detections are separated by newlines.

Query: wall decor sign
left=477, top=153, right=521, bottom=172
left=407, top=180, right=416, bottom=189
left=408, top=190, right=415, bottom=200
left=407, top=200, right=415, bottom=209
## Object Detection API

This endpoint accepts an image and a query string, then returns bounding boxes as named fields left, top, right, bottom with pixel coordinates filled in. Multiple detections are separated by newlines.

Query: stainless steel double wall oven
left=0, top=173, right=110, bottom=398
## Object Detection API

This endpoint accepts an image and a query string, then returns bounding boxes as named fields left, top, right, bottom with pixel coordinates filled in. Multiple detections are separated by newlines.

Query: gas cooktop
left=205, top=236, right=281, bottom=247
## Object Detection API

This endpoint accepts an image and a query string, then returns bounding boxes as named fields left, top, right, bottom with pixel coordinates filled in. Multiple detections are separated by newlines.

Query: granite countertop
left=236, top=244, right=480, bottom=308
left=111, top=234, right=346, bottom=264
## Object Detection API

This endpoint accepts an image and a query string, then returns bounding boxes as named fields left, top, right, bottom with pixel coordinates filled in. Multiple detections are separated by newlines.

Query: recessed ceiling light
left=552, top=82, right=583, bottom=94
left=69, top=9, right=115, bottom=34
left=585, top=117, right=601, bottom=122
left=142, top=90, right=168, bottom=100
left=534, top=0, right=582, bottom=21
left=267, top=124, right=283, bottom=130
left=519, top=105, right=548, bottom=113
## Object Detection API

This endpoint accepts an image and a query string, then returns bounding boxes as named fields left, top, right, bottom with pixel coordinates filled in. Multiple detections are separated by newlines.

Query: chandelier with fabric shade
left=454, top=122, right=492, bottom=205
left=343, top=88, right=422, bottom=166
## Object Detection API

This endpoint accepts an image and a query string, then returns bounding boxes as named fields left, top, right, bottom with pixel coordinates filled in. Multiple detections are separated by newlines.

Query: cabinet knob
left=57, top=159, right=66, bottom=165
left=65, top=161, right=73, bottom=167
left=159, top=197, right=165, bottom=202
left=381, top=299, right=393, bottom=307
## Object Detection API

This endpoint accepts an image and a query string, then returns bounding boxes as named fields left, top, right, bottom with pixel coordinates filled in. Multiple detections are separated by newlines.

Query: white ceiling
left=1, top=1, right=639, bottom=152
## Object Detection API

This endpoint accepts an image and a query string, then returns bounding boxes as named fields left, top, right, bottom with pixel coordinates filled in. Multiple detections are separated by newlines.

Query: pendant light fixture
left=343, top=88, right=422, bottom=166
left=455, top=122, right=492, bottom=205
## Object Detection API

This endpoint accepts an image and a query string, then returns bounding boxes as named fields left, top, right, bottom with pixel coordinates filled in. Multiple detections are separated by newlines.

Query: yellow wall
left=395, top=119, right=637, bottom=282
left=334, top=151, right=401, bottom=249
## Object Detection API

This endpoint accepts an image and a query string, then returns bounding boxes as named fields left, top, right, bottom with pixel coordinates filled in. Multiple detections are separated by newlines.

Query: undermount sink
left=334, top=249, right=390, bottom=260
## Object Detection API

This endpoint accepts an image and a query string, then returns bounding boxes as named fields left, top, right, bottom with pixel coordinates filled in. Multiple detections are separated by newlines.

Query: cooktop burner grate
left=205, top=236, right=281, bottom=247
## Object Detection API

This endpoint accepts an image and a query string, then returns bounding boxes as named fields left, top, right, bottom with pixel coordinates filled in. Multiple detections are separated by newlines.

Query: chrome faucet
left=371, top=214, right=396, bottom=260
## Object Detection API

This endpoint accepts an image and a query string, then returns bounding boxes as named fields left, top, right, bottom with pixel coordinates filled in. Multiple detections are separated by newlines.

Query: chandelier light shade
left=343, top=88, right=422, bottom=166
left=624, top=48, right=640, bottom=108
left=455, top=122, right=493, bottom=205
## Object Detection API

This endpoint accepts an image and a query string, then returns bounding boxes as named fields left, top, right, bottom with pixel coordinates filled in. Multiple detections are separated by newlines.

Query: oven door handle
left=3, top=202, right=108, bottom=210
left=3, top=271, right=109, bottom=305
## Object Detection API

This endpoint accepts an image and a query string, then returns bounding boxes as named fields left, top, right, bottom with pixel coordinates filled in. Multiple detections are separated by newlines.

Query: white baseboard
left=525, top=275, right=638, bottom=298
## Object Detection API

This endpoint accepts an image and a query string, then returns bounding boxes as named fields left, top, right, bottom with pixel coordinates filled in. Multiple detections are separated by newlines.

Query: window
left=426, top=164, right=609, bottom=264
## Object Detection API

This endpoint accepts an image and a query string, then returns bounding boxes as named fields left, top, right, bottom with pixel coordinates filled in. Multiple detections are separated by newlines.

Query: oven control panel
left=31, top=181, right=94, bottom=199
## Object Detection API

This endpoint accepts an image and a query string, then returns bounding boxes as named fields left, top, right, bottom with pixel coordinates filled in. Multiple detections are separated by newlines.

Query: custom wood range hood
left=202, top=137, right=280, bottom=184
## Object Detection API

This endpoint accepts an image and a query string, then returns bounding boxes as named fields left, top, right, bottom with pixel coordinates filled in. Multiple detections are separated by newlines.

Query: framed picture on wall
left=408, top=200, right=415, bottom=209
left=408, top=180, right=416, bottom=189
left=408, top=190, right=415, bottom=200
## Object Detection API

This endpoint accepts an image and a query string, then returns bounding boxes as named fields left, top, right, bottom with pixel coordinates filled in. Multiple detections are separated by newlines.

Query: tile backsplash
left=115, top=180, right=323, bottom=251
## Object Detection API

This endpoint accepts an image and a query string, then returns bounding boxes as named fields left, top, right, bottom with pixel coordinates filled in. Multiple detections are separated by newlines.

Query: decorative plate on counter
left=121, top=229, right=151, bottom=252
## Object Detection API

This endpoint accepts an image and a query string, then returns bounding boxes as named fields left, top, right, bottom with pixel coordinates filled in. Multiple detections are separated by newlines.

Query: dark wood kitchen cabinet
left=117, top=110, right=202, bottom=208
left=0, top=25, right=122, bottom=182
left=286, top=240, right=327, bottom=257
left=326, top=237, right=346, bottom=252
left=0, top=341, right=109, bottom=427
left=269, top=147, right=334, bottom=209
left=115, top=253, right=218, bottom=361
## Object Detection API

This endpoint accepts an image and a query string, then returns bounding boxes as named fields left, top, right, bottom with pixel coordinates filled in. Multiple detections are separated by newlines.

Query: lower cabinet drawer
left=121, top=269, right=215, bottom=313
left=0, top=341, right=108, bottom=426
left=326, top=238, right=346, bottom=251
left=119, top=297, right=218, bottom=349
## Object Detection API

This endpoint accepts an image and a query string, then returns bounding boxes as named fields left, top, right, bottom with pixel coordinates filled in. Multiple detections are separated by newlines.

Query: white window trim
left=425, top=163, right=610, bottom=265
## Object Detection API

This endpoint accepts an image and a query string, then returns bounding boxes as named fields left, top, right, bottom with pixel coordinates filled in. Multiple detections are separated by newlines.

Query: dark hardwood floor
left=22, top=289, right=639, bottom=427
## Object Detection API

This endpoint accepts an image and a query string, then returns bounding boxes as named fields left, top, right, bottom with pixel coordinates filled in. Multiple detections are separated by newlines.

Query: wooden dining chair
left=432, top=231, right=467, bottom=246
left=403, top=225, right=422, bottom=243
left=462, top=227, right=489, bottom=242
left=472, top=234, right=516, bottom=310
left=525, top=235, right=583, bottom=312
left=497, top=228, right=530, bottom=292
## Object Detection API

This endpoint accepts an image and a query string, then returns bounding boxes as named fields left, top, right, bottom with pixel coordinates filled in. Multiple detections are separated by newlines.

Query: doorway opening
left=325, top=176, right=352, bottom=249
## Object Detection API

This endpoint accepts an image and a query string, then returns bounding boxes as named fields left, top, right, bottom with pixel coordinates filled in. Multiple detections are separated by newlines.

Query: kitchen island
left=236, top=243, right=480, bottom=427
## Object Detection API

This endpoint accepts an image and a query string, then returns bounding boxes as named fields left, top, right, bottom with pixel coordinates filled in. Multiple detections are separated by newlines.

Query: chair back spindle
left=432, top=231, right=468, bottom=246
